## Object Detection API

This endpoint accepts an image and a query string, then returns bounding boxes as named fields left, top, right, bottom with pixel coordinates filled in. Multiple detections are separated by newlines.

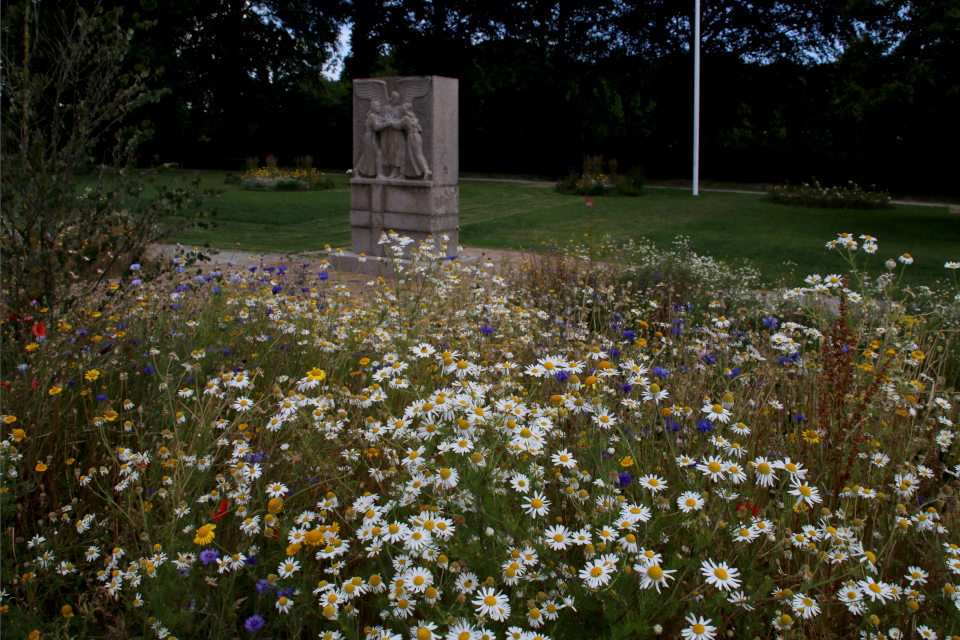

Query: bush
left=766, top=177, right=892, bottom=210
left=556, top=155, right=643, bottom=197
left=0, top=1, right=217, bottom=324
left=275, top=178, right=306, bottom=190
left=239, top=166, right=334, bottom=191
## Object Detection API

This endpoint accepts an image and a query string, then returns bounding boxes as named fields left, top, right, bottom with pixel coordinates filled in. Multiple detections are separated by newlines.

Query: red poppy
left=212, top=498, right=229, bottom=522
left=736, top=500, right=760, bottom=520
left=32, top=322, right=46, bottom=339
left=585, top=197, right=595, bottom=208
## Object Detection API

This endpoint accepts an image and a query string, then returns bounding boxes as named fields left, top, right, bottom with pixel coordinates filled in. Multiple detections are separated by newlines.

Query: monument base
left=350, top=178, right=459, bottom=257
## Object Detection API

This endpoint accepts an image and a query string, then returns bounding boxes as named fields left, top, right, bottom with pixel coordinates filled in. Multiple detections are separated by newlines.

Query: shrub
left=556, top=155, right=643, bottom=197
left=240, top=166, right=334, bottom=191
left=766, top=177, right=892, bottom=210
left=0, top=1, right=217, bottom=325
left=275, top=178, right=305, bottom=190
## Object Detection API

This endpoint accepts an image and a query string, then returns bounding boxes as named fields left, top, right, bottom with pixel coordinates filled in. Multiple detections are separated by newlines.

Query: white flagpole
left=693, top=0, right=700, bottom=196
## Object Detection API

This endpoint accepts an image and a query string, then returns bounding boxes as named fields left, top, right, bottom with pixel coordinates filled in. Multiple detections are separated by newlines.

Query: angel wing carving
left=398, top=78, right=431, bottom=103
left=354, top=79, right=388, bottom=104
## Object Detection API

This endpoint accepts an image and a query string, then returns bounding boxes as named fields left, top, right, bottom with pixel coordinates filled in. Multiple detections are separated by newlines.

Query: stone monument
left=350, top=76, right=458, bottom=257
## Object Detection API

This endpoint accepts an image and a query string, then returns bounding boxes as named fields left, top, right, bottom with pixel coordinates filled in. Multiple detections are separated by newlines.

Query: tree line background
left=5, top=0, right=959, bottom=195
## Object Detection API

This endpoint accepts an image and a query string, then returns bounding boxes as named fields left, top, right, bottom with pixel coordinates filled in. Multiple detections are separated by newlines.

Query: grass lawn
left=165, top=171, right=960, bottom=288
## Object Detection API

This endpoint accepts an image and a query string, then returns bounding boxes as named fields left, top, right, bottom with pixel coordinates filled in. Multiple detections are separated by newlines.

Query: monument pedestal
left=350, top=178, right=459, bottom=257
left=349, top=76, right=458, bottom=257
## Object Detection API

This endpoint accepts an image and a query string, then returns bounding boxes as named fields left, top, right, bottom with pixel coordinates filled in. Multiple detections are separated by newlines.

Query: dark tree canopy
left=6, top=0, right=953, bottom=194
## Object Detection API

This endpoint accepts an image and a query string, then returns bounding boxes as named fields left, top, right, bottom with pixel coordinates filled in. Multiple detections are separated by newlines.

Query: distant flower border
left=766, top=178, right=892, bottom=210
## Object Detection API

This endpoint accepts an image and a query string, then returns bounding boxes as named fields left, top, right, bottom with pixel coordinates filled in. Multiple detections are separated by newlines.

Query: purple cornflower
left=244, top=615, right=266, bottom=632
left=696, top=419, right=714, bottom=434
left=616, top=472, right=633, bottom=487
left=652, top=366, right=670, bottom=380
left=199, top=549, right=219, bottom=565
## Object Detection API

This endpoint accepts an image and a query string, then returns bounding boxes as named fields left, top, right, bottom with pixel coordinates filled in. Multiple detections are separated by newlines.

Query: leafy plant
left=556, top=155, right=643, bottom=197
left=0, top=1, right=218, bottom=323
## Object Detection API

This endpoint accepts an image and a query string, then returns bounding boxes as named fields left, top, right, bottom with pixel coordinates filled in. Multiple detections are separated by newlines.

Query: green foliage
left=0, top=1, right=218, bottom=322
left=766, top=178, right=892, bottom=210
left=556, top=156, right=643, bottom=197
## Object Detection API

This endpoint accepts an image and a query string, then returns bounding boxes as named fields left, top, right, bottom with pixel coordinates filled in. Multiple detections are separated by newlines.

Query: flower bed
left=766, top=178, right=892, bottom=210
left=241, top=167, right=335, bottom=191
left=2, top=234, right=960, bottom=640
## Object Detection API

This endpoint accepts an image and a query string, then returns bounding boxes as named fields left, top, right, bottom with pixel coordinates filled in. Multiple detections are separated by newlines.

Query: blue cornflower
left=696, top=419, right=714, bottom=434
left=618, top=383, right=633, bottom=393
left=665, top=420, right=681, bottom=433
left=480, top=325, right=495, bottom=335
left=17, top=364, right=28, bottom=372
left=701, top=353, right=717, bottom=365
left=794, top=413, right=805, bottom=422
left=96, top=394, right=108, bottom=402
left=616, top=472, right=633, bottom=487
left=271, top=285, right=283, bottom=295
left=762, top=316, right=779, bottom=330
left=725, top=368, right=740, bottom=378
left=255, top=578, right=276, bottom=593
left=318, top=271, right=329, bottom=281
left=131, top=279, right=142, bottom=286
left=609, top=347, right=621, bottom=358
left=652, top=366, right=670, bottom=380
left=622, top=329, right=637, bottom=341
left=555, top=370, right=571, bottom=383
left=244, top=615, right=266, bottom=632
left=130, top=263, right=141, bottom=271
left=199, top=549, right=219, bottom=565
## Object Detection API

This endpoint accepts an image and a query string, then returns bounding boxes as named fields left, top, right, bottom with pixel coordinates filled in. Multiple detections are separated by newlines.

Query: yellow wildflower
left=194, top=524, right=216, bottom=545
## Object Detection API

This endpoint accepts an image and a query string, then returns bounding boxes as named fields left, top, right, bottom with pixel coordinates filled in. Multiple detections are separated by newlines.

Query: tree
left=0, top=1, right=215, bottom=320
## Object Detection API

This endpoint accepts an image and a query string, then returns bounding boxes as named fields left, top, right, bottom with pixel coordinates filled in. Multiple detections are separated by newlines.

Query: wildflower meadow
left=2, top=232, right=960, bottom=640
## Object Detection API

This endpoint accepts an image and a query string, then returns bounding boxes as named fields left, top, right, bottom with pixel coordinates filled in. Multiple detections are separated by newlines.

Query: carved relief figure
left=380, top=91, right=406, bottom=178
left=354, top=78, right=431, bottom=180
left=355, top=100, right=384, bottom=178
left=401, top=103, right=431, bottom=179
